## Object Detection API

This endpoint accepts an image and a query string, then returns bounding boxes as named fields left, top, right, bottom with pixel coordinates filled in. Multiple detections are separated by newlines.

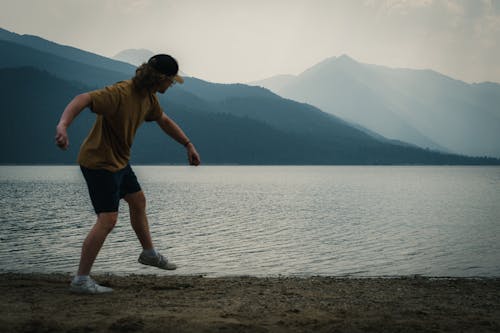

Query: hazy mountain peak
left=337, top=54, right=356, bottom=62
left=318, top=54, right=357, bottom=66
left=298, top=54, right=364, bottom=81
left=113, top=49, right=154, bottom=66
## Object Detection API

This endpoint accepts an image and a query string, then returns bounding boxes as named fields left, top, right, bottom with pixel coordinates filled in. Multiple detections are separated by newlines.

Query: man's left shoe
left=138, top=252, right=177, bottom=270
left=70, top=277, right=113, bottom=294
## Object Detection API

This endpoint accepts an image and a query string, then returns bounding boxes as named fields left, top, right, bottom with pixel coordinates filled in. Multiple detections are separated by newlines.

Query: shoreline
left=2, top=164, right=500, bottom=167
left=1, top=273, right=499, bottom=332
left=2, top=270, right=499, bottom=280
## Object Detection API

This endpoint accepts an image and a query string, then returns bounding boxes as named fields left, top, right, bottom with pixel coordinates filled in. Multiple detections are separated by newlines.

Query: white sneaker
left=138, top=251, right=177, bottom=270
left=70, top=277, right=113, bottom=294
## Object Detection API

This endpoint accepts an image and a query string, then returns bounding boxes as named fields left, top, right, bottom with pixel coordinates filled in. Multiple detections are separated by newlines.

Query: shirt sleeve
left=145, top=94, right=164, bottom=122
left=88, top=84, right=121, bottom=116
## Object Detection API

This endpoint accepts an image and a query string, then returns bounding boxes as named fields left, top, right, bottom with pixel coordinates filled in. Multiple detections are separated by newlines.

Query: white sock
left=72, top=275, right=89, bottom=284
left=142, top=248, right=158, bottom=257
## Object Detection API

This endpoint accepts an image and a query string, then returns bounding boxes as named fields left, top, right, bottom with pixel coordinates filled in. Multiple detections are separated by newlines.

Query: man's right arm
left=55, top=93, right=92, bottom=150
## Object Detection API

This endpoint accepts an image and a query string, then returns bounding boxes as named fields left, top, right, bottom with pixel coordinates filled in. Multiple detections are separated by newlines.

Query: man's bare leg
left=124, top=191, right=154, bottom=250
left=124, top=191, right=176, bottom=270
left=76, top=212, right=118, bottom=276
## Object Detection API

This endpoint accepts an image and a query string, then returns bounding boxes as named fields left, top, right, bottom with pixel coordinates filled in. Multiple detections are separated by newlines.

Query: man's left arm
left=156, top=113, right=201, bottom=166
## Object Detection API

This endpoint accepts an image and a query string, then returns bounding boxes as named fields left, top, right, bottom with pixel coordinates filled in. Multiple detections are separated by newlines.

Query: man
left=55, top=54, right=200, bottom=294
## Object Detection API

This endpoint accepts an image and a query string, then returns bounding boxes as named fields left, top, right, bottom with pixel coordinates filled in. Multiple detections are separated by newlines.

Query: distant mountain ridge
left=0, top=40, right=128, bottom=88
left=252, top=55, right=500, bottom=158
left=0, top=27, right=135, bottom=75
left=0, top=28, right=498, bottom=165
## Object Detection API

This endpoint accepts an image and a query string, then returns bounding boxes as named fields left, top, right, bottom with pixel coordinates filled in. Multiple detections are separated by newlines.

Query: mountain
left=113, top=49, right=154, bottom=66
left=1, top=67, right=340, bottom=165
left=251, top=55, right=500, bottom=158
left=0, top=67, right=95, bottom=164
left=0, top=27, right=135, bottom=75
left=0, top=67, right=494, bottom=165
left=181, top=77, right=369, bottom=139
left=0, top=39, right=129, bottom=88
left=0, top=30, right=498, bottom=165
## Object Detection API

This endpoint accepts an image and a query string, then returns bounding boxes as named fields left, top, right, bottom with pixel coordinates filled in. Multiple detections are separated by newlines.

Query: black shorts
left=80, top=164, right=142, bottom=214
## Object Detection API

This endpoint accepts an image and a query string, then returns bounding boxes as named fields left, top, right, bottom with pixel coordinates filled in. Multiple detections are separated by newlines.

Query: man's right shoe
left=138, top=251, right=177, bottom=270
left=70, top=277, right=113, bottom=294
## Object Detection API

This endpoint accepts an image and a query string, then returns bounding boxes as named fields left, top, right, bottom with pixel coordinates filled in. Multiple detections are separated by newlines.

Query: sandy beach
left=1, top=273, right=499, bottom=332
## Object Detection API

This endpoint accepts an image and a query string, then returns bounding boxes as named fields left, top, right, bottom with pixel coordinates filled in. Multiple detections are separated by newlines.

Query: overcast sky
left=1, top=0, right=499, bottom=83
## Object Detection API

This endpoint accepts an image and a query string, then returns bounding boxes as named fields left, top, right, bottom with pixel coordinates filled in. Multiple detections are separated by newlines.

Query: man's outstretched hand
left=187, top=143, right=201, bottom=166
left=55, top=124, right=69, bottom=150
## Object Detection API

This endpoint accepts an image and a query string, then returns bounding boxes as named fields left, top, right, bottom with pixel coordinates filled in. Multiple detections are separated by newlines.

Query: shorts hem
left=120, top=188, right=142, bottom=199
left=94, top=208, right=119, bottom=215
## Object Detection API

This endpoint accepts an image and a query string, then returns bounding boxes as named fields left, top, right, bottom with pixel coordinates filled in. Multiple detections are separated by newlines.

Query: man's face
left=157, top=77, right=175, bottom=94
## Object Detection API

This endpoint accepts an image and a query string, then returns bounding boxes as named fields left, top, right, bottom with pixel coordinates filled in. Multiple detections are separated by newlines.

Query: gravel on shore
left=1, top=273, right=499, bottom=332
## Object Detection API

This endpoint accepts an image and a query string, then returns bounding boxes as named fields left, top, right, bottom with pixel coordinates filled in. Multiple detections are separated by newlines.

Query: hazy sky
left=1, top=0, right=499, bottom=83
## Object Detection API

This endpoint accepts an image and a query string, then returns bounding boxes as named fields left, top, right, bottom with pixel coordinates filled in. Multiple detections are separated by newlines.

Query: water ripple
left=1, top=165, right=500, bottom=277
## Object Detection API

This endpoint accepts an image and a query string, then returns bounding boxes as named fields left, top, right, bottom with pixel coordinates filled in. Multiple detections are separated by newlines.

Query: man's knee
left=125, top=191, right=146, bottom=213
left=97, top=212, right=119, bottom=231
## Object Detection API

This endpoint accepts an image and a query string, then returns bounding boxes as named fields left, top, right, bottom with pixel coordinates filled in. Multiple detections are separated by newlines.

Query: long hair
left=132, top=63, right=166, bottom=92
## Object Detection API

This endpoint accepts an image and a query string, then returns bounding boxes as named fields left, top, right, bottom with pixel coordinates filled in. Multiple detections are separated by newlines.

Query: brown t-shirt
left=78, top=80, right=163, bottom=172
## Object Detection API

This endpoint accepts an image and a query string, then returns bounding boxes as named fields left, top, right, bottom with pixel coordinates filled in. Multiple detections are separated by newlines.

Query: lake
left=1, top=165, right=499, bottom=277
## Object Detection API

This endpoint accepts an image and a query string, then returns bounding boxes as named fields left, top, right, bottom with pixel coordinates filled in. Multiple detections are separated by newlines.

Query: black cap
left=148, top=54, right=184, bottom=84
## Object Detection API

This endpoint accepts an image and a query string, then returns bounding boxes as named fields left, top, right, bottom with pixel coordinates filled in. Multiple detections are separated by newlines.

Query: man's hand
left=187, top=143, right=201, bottom=166
left=54, top=93, right=91, bottom=151
left=55, top=124, right=69, bottom=150
left=155, top=113, right=200, bottom=165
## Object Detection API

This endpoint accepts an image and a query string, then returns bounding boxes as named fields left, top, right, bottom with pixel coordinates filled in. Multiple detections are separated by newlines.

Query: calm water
left=1, top=166, right=499, bottom=277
